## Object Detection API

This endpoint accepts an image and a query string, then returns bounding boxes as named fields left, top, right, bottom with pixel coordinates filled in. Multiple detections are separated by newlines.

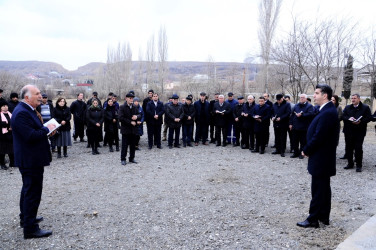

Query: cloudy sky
left=0, top=0, right=375, bottom=70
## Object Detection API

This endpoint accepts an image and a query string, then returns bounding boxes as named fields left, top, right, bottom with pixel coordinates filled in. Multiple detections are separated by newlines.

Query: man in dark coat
left=7, top=92, right=20, bottom=112
left=142, top=89, right=154, bottom=116
left=242, top=95, right=256, bottom=150
left=194, top=92, right=210, bottom=145
left=165, top=94, right=184, bottom=148
left=70, top=93, right=87, bottom=142
left=297, top=84, right=339, bottom=228
left=252, top=97, right=271, bottom=154
left=118, top=93, right=141, bottom=165
left=225, top=92, right=238, bottom=144
left=271, top=94, right=291, bottom=157
left=233, top=96, right=245, bottom=147
left=146, top=93, right=165, bottom=149
left=289, top=94, right=314, bottom=159
left=342, top=94, right=371, bottom=172
left=208, top=93, right=219, bottom=143
left=182, top=96, right=195, bottom=147
left=12, top=85, right=56, bottom=239
left=213, top=95, right=232, bottom=147
left=263, top=93, right=273, bottom=147
left=86, top=91, right=102, bottom=108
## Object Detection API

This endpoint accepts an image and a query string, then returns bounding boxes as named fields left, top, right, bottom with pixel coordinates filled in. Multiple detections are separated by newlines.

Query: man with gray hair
left=342, top=93, right=371, bottom=172
left=289, top=94, right=314, bottom=159
left=11, top=85, right=56, bottom=239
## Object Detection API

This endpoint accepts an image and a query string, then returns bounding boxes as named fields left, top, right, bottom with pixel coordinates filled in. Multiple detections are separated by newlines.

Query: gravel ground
left=1, top=126, right=376, bottom=249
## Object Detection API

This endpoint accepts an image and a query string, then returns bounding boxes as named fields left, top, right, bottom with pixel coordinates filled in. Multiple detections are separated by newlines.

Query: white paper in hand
left=43, top=118, right=61, bottom=136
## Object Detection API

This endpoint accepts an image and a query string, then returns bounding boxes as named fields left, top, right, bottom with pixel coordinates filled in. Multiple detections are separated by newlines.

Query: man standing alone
left=70, top=93, right=87, bottom=142
left=12, top=85, right=56, bottom=238
left=297, top=84, right=339, bottom=228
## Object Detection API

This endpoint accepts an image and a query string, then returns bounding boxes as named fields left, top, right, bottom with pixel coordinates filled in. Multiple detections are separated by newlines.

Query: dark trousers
left=105, top=131, right=119, bottom=148
left=255, top=130, right=268, bottom=152
left=292, top=130, right=307, bottom=155
left=215, top=125, right=228, bottom=145
left=147, top=123, right=162, bottom=147
left=226, top=122, right=236, bottom=143
left=19, top=167, right=44, bottom=234
left=288, top=129, right=294, bottom=151
left=345, top=132, right=365, bottom=167
left=73, top=120, right=85, bottom=140
left=195, top=122, right=209, bottom=143
left=121, top=134, right=136, bottom=161
left=168, top=127, right=181, bottom=146
left=182, top=124, right=194, bottom=144
left=307, top=175, right=331, bottom=223
left=242, top=127, right=255, bottom=149
left=209, top=123, right=216, bottom=141
left=274, top=127, right=288, bottom=153
left=234, top=123, right=242, bottom=145
left=0, top=153, right=14, bottom=166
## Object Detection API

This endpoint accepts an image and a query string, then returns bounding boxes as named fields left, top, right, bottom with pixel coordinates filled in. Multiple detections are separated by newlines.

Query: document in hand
left=354, top=116, right=362, bottom=122
left=43, top=118, right=61, bottom=136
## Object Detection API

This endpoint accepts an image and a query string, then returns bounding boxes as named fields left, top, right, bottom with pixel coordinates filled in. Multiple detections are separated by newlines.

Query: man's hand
left=96, top=123, right=100, bottom=127
left=61, top=121, right=66, bottom=125
left=301, top=151, right=307, bottom=157
left=47, top=123, right=56, bottom=131
left=131, top=121, right=136, bottom=126
left=235, top=117, right=239, bottom=122
left=289, top=125, right=293, bottom=131
left=174, top=118, right=180, bottom=122
left=188, top=116, right=191, bottom=120
left=113, top=119, right=116, bottom=123
left=132, top=115, right=137, bottom=120
left=154, top=115, right=158, bottom=119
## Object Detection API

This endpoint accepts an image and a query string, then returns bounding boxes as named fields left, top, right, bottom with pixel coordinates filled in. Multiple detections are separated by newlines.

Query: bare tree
left=158, top=26, right=168, bottom=94
left=258, top=0, right=282, bottom=93
left=146, top=34, right=156, bottom=89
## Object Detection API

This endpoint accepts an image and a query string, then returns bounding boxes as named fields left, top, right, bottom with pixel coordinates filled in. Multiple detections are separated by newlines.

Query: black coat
left=290, top=102, right=314, bottom=131
left=119, top=103, right=141, bottom=135
left=303, top=101, right=339, bottom=177
left=253, top=104, right=271, bottom=133
left=146, top=100, right=165, bottom=125
left=7, top=100, right=19, bottom=113
left=86, top=107, right=104, bottom=130
left=182, top=103, right=195, bottom=125
left=194, top=100, right=210, bottom=124
left=233, top=103, right=244, bottom=127
left=272, top=100, right=291, bottom=129
left=242, top=102, right=255, bottom=129
left=70, top=100, right=87, bottom=122
left=165, top=103, right=184, bottom=128
left=104, top=105, right=119, bottom=133
left=0, top=112, right=13, bottom=154
left=213, top=101, right=232, bottom=127
left=54, top=106, right=71, bottom=131
left=142, top=97, right=152, bottom=119
left=342, top=101, right=371, bottom=136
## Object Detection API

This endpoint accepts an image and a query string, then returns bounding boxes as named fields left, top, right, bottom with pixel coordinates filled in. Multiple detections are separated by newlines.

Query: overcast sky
left=0, top=0, right=375, bottom=70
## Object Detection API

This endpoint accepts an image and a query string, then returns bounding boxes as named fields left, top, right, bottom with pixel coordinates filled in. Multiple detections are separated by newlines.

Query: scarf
left=1, top=111, right=12, bottom=134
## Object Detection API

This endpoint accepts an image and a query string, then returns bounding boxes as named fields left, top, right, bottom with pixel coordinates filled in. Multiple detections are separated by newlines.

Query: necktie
left=35, top=110, right=44, bottom=124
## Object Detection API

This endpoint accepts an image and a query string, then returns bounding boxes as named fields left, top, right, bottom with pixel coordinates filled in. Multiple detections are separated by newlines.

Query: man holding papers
left=342, top=94, right=371, bottom=172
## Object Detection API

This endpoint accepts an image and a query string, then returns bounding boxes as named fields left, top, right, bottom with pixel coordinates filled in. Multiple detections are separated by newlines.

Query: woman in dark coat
left=104, top=98, right=119, bottom=152
left=0, top=101, right=14, bottom=169
left=133, top=97, right=144, bottom=150
left=86, top=99, right=104, bottom=155
left=54, top=97, right=72, bottom=158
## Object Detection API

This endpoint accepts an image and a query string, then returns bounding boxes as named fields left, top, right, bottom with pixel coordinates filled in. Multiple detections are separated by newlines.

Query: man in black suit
left=12, top=85, right=56, bottom=239
left=342, top=94, right=371, bottom=172
left=271, top=94, right=291, bottom=157
left=213, top=95, right=231, bottom=146
left=146, top=93, right=165, bottom=149
left=297, top=84, right=339, bottom=228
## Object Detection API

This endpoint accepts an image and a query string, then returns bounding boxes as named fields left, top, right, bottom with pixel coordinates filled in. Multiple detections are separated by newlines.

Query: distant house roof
left=77, top=83, right=93, bottom=87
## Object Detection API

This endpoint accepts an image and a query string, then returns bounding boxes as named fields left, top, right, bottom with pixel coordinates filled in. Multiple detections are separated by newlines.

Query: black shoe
left=339, top=155, right=348, bottom=159
left=290, top=154, right=299, bottom=158
left=281, top=153, right=285, bottom=157
left=92, top=151, right=96, bottom=155
left=116, top=146, right=120, bottom=151
left=260, top=151, right=265, bottom=154
left=222, top=143, right=227, bottom=147
left=210, top=139, right=216, bottom=143
left=97, top=144, right=102, bottom=148
left=121, top=160, right=126, bottom=165
left=297, top=219, right=319, bottom=228
left=216, top=143, right=221, bottom=147
left=157, top=145, right=163, bottom=149
left=73, top=137, right=77, bottom=142
left=20, top=216, right=44, bottom=228
left=129, top=159, right=138, bottom=164
left=249, top=147, right=254, bottom=151
left=24, top=229, right=52, bottom=239
left=1, top=165, right=9, bottom=170
left=271, top=151, right=280, bottom=155
left=344, top=164, right=354, bottom=169
left=356, top=167, right=362, bottom=172
left=109, top=147, right=114, bottom=152
left=148, top=146, right=152, bottom=150
left=57, top=154, right=62, bottom=159
left=299, top=155, right=304, bottom=159
left=95, top=150, right=100, bottom=154
left=187, top=143, right=193, bottom=147
left=251, top=150, right=259, bottom=153
left=174, top=145, right=180, bottom=148
left=169, top=145, right=173, bottom=149
left=183, top=143, right=186, bottom=147
left=63, top=154, right=68, bottom=157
